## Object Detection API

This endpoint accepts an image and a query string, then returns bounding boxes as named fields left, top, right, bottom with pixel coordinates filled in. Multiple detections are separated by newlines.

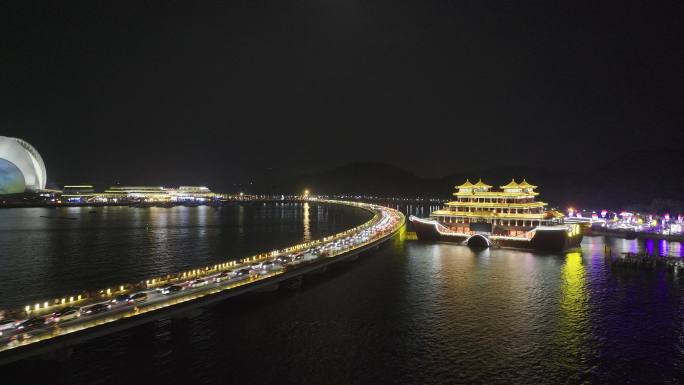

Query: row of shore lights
left=25, top=294, right=84, bottom=314
left=23, top=284, right=130, bottom=315
left=21, top=202, right=389, bottom=315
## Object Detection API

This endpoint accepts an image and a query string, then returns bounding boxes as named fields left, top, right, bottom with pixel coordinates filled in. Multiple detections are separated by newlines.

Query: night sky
left=1, top=1, right=683, bottom=189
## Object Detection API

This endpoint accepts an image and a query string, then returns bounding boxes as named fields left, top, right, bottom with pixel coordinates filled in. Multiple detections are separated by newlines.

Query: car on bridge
left=81, top=303, right=111, bottom=316
left=250, top=260, right=274, bottom=270
left=46, top=307, right=81, bottom=323
left=190, top=278, right=209, bottom=288
left=0, top=319, right=18, bottom=336
left=130, top=292, right=148, bottom=303
left=17, top=317, right=47, bottom=331
left=160, top=284, right=184, bottom=295
left=213, top=271, right=232, bottom=283
left=234, top=268, right=252, bottom=279
left=275, top=255, right=291, bottom=264
left=110, top=294, right=131, bottom=305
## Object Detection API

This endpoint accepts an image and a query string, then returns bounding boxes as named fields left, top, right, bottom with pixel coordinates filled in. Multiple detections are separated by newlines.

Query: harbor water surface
left=1, top=202, right=684, bottom=384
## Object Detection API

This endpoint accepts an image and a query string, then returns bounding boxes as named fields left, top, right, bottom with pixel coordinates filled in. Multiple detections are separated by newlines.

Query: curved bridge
left=0, top=200, right=405, bottom=365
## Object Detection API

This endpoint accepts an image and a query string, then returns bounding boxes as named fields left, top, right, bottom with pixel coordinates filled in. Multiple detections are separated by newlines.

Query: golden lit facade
left=59, top=186, right=221, bottom=203
left=62, top=185, right=96, bottom=202
left=101, top=186, right=218, bottom=202
left=430, top=179, right=564, bottom=237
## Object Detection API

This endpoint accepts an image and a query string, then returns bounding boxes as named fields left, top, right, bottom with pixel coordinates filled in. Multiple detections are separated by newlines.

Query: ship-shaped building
left=409, top=179, right=582, bottom=251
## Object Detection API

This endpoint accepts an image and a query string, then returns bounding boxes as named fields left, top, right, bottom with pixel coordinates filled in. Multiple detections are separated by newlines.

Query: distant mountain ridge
left=275, top=149, right=684, bottom=212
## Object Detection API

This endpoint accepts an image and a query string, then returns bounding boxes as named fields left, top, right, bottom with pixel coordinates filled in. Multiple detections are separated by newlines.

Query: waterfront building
left=410, top=179, right=582, bottom=251
left=175, top=186, right=215, bottom=201
left=97, top=185, right=219, bottom=203
left=102, top=186, right=170, bottom=201
left=62, top=185, right=96, bottom=203
left=0, top=136, right=46, bottom=194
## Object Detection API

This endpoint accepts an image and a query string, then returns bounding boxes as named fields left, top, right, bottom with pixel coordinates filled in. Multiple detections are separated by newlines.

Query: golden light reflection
left=561, top=252, right=586, bottom=300
left=395, top=224, right=407, bottom=243
left=238, top=204, right=245, bottom=238
left=555, top=251, right=589, bottom=374
left=303, top=202, right=311, bottom=241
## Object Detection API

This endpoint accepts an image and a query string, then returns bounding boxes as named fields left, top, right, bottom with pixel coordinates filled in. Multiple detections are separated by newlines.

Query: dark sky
left=1, top=1, right=683, bottom=189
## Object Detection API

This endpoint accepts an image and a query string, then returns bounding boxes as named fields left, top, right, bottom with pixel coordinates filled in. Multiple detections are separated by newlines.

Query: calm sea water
left=0, top=203, right=370, bottom=310
left=2, top=202, right=684, bottom=384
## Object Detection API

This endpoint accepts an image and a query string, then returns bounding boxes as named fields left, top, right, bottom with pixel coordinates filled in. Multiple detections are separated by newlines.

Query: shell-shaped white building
left=0, top=136, right=46, bottom=194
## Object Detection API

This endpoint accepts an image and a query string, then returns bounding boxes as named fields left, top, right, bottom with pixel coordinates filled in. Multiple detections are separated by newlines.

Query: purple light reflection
left=658, top=239, right=668, bottom=257
left=645, top=239, right=655, bottom=255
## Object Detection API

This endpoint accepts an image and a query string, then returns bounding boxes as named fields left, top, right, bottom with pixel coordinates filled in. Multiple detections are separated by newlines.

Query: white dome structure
left=0, top=136, right=46, bottom=194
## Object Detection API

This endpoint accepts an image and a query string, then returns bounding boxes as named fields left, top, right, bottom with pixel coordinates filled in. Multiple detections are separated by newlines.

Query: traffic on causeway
left=0, top=199, right=405, bottom=365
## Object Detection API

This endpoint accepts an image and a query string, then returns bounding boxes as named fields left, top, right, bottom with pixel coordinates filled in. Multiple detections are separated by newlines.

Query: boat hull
left=409, top=216, right=582, bottom=252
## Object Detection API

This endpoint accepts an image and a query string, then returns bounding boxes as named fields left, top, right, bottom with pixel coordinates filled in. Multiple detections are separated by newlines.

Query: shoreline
left=0, top=199, right=305, bottom=209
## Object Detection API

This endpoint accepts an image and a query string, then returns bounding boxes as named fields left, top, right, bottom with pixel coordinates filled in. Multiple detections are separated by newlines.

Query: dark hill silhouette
left=275, top=149, right=684, bottom=210
left=281, top=162, right=432, bottom=197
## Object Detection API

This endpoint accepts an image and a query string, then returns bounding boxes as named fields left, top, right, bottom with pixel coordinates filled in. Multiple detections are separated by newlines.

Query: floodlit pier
left=0, top=200, right=405, bottom=365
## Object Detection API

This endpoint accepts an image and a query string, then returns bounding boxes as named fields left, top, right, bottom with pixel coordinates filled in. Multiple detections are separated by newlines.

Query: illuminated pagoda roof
left=499, top=178, right=520, bottom=189
left=443, top=178, right=553, bottom=221
left=518, top=179, right=537, bottom=189
left=545, top=210, right=564, bottom=219
left=453, top=177, right=540, bottom=197
left=473, top=179, right=492, bottom=188
left=456, top=179, right=475, bottom=189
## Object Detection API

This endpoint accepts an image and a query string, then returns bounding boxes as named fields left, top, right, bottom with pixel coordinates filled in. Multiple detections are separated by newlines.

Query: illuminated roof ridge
left=456, top=179, right=475, bottom=189
left=499, top=178, right=519, bottom=189
left=473, top=179, right=492, bottom=188
left=518, top=179, right=537, bottom=189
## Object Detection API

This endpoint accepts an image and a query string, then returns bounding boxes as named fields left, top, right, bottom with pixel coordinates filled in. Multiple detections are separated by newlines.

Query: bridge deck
left=0, top=200, right=404, bottom=365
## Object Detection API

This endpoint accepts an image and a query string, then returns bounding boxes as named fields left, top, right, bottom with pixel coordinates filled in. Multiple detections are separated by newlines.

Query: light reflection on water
left=556, top=252, right=589, bottom=380
left=0, top=203, right=371, bottom=310
left=2, top=203, right=684, bottom=384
